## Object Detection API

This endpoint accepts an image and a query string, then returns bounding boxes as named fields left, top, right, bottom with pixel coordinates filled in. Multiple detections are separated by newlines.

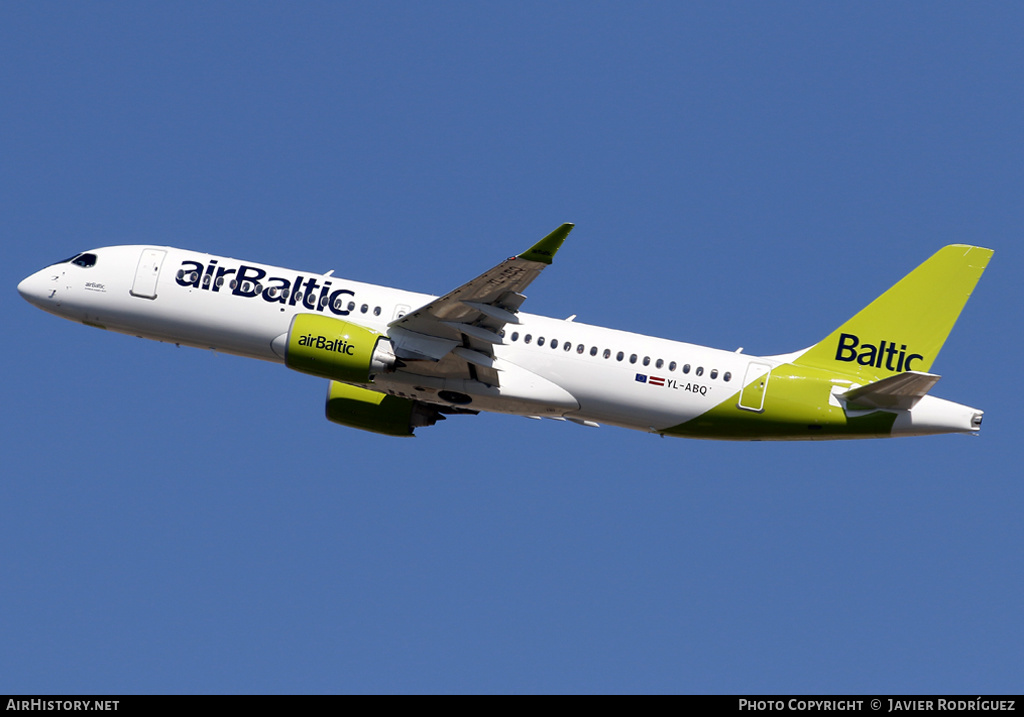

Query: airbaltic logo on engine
left=834, top=332, right=923, bottom=372
left=297, top=334, right=356, bottom=355
left=174, top=259, right=356, bottom=316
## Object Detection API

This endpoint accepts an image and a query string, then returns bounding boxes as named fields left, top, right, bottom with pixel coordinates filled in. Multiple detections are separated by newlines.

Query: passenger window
left=669, top=361, right=677, bottom=371
left=590, top=346, right=598, bottom=356
left=616, top=351, right=624, bottom=361
left=629, top=354, right=637, bottom=364
left=696, top=366, right=704, bottom=376
left=710, top=369, right=719, bottom=379
left=202, top=275, right=211, bottom=288
left=604, top=349, right=611, bottom=359
left=724, top=372, right=732, bottom=382
left=360, top=304, right=368, bottom=313
left=524, top=334, right=532, bottom=344
left=577, top=344, right=585, bottom=354
left=642, top=356, right=651, bottom=366
left=538, top=337, right=545, bottom=346
left=347, top=301, right=356, bottom=311
left=656, top=359, right=664, bottom=369
left=374, top=306, right=381, bottom=316
left=683, top=364, right=691, bottom=374
left=553, top=340, right=560, bottom=350
left=511, top=332, right=519, bottom=342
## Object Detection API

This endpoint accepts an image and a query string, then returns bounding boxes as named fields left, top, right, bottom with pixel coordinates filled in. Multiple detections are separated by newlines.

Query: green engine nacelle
left=283, top=313, right=397, bottom=383
left=325, top=381, right=444, bottom=437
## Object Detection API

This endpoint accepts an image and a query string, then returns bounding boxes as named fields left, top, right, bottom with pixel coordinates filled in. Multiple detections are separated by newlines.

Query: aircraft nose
left=17, top=270, right=51, bottom=308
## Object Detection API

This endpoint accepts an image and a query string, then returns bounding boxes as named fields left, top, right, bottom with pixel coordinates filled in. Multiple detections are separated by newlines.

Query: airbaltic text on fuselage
left=834, top=332, right=923, bottom=371
left=175, top=259, right=356, bottom=316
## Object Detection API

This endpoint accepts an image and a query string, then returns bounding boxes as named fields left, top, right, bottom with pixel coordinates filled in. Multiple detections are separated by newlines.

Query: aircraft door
left=738, top=362, right=771, bottom=412
left=130, top=249, right=166, bottom=299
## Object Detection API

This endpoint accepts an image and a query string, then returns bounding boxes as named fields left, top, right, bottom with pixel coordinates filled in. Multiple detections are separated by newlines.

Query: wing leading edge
left=387, top=223, right=574, bottom=386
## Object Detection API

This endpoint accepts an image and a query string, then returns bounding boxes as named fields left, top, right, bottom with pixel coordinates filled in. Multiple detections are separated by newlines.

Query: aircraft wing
left=388, top=223, right=574, bottom=387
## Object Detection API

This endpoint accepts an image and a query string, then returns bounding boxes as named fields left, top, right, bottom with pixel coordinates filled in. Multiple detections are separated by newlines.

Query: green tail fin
left=793, top=244, right=993, bottom=381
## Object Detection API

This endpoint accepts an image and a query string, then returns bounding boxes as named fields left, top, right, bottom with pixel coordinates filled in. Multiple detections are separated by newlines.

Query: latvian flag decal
left=636, top=374, right=666, bottom=387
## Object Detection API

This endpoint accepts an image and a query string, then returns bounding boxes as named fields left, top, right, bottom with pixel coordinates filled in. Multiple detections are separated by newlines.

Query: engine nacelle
left=325, top=381, right=443, bottom=436
left=281, top=314, right=397, bottom=383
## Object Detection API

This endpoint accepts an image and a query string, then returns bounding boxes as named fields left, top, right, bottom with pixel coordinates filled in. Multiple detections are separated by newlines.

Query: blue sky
left=2, top=3, right=1021, bottom=694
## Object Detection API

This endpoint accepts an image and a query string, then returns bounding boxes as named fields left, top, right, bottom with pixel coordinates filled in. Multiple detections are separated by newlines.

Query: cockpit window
left=52, top=252, right=98, bottom=268
left=72, top=253, right=97, bottom=268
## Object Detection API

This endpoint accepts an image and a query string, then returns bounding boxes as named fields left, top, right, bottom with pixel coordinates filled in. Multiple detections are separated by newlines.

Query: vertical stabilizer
left=793, top=245, right=992, bottom=381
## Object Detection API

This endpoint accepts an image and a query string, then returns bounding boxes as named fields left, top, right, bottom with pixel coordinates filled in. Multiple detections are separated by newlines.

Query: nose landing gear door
left=130, top=249, right=166, bottom=299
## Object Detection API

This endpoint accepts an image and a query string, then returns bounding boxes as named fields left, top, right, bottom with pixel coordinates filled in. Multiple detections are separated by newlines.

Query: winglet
left=518, top=223, right=574, bottom=265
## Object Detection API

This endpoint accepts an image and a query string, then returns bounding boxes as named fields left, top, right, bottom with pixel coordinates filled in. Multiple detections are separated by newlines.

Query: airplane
left=17, top=224, right=992, bottom=440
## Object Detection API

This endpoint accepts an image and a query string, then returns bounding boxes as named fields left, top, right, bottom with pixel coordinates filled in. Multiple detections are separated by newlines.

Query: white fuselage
left=18, top=245, right=752, bottom=432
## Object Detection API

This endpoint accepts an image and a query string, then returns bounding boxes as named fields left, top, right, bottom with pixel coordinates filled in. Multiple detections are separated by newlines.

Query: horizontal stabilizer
left=840, top=371, right=941, bottom=411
